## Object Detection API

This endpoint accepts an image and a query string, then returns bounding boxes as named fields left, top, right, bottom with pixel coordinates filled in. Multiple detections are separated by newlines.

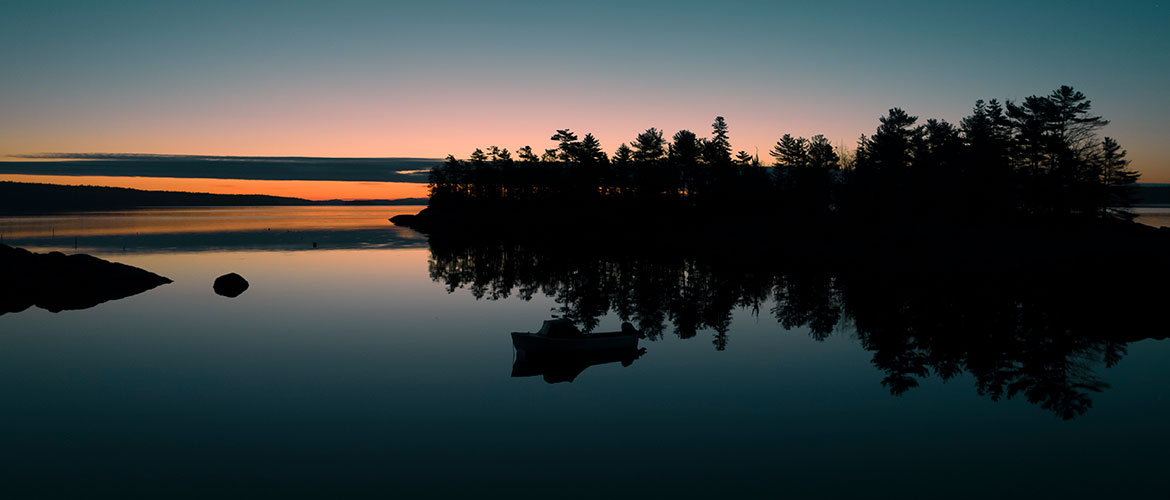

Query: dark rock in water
left=213, top=273, right=249, bottom=298
left=0, top=243, right=172, bottom=315
left=390, top=207, right=438, bottom=231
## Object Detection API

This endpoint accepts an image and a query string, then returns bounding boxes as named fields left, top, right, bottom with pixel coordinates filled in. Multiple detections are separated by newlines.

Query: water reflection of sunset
left=0, top=206, right=425, bottom=239
left=0, top=174, right=429, bottom=201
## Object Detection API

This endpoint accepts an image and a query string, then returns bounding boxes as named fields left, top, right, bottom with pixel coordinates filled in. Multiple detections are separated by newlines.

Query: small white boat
left=510, top=319, right=639, bottom=353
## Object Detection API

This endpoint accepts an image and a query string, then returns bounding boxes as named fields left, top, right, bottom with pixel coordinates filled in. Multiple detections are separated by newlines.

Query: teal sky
left=2, top=0, right=1168, bottom=179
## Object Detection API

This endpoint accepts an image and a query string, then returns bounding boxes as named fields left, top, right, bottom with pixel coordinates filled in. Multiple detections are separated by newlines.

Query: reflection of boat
left=511, top=319, right=644, bottom=383
left=511, top=319, right=639, bottom=353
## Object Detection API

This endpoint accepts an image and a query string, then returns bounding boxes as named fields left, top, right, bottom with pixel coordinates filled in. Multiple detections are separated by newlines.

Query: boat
left=510, top=318, right=644, bottom=383
left=510, top=318, right=639, bottom=353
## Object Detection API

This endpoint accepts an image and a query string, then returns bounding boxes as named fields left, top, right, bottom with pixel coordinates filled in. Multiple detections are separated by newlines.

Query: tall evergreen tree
left=611, top=143, right=635, bottom=195
left=867, top=108, right=919, bottom=176
left=913, top=119, right=962, bottom=211
left=961, top=100, right=1012, bottom=163
left=613, top=143, right=633, bottom=165
left=579, top=133, right=607, bottom=164
left=1007, top=86, right=1110, bottom=215
left=807, top=135, right=839, bottom=170
left=960, top=99, right=1015, bottom=218
left=632, top=128, right=666, bottom=162
left=916, top=120, right=961, bottom=174
left=671, top=130, right=704, bottom=197
left=669, top=130, right=702, bottom=164
left=487, top=146, right=513, bottom=162
left=550, top=129, right=580, bottom=162
left=703, top=116, right=733, bottom=166
left=769, top=134, right=809, bottom=168
left=1099, top=136, right=1139, bottom=219
left=517, top=145, right=539, bottom=163
left=854, top=135, right=870, bottom=169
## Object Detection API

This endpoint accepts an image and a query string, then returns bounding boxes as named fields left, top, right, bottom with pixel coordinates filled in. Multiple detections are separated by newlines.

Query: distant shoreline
left=0, top=181, right=427, bottom=213
left=0, top=156, right=438, bottom=183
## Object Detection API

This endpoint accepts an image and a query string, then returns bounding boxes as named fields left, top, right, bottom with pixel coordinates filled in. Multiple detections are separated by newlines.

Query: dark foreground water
left=1, top=207, right=1168, bottom=499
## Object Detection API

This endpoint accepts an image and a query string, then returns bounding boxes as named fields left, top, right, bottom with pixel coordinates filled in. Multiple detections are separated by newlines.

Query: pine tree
left=631, top=128, right=666, bottom=162
left=579, top=133, right=607, bottom=164
left=959, top=99, right=1015, bottom=218
left=769, top=134, right=809, bottom=168
left=611, top=143, right=635, bottom=195
left=669, top=130, right=702, bottom=164
left=703, top=116, right=732, bottom=166
left=807, top=135, right=839, bottom=170
left=550, top=129, right=580, bottom=162
left=670, top=130, right=703, bottom=197
left=1007, top=86, right=1111, bottom=216
left=469, top=148, right=488, bottom=163
left=1100, top=136, right=1139, bottom=219
left=867, top=108, right=919, bottom=176
left=517, top=145, right=539, bottom=163
left=613, top=143, right=633, bottom=165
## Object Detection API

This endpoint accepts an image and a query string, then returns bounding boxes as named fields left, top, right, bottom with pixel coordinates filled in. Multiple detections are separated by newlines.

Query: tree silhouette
left=550, top=129, right=580, bottom=162
left=670, top=129, right=702, bottom=198
left=703, top=116, right=733, bottom=166
left=517, top=145, right=539, bottom=163
left=1007, top=86, right=1111, bottom=217
left=1099, top=136, right=1140, bottom=219
left=769, top=134, right=809, bottom=169
left=960, top=99, right=1014, bottom=219
left=632, top=128, right=667, bottom=163
left=579, top=133, right=606, bottom=164
left=418, top=89, right=1141, bottom=226
left=807, top=135, right=839, bottom=170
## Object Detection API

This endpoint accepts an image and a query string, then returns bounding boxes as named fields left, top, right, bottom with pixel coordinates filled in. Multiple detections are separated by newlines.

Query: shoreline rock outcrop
left=0, top=244, right=172, bottom=315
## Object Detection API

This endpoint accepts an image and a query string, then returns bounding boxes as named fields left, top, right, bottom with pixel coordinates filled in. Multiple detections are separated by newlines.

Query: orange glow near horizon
left=0, top=174, right=429, bottom=201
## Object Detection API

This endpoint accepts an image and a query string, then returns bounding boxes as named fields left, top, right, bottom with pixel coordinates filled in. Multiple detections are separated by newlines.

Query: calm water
left=1, top=207, right=1169, bottom=499
left=1133, top=206, right=1170, bottom=229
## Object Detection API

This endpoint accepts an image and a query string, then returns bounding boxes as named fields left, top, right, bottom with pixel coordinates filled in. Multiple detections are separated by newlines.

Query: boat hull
left=512, top=347, right=644, bottom=383
left=511, top=331, right=638, bottom=353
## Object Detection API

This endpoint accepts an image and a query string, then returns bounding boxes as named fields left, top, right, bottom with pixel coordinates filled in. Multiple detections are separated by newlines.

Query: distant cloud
left=8, top=153, right=442, bottom=163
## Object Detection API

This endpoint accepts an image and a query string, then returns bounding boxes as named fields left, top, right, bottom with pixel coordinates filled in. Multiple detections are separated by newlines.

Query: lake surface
left=1133, top=206, right=1170, bottom=229
left=1, top=207, right=1168, bottom=498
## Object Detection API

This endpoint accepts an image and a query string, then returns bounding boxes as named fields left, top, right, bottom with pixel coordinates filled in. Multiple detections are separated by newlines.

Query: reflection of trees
left=837, top=267, right=1137, bottom=419
left=428, top=237, right=1167, bottom=419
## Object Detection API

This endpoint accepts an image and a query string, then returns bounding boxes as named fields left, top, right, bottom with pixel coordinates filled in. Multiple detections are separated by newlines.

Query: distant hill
left=0, top=182, right=427, bottom=213
left=0, top=154, right=439, bottom=182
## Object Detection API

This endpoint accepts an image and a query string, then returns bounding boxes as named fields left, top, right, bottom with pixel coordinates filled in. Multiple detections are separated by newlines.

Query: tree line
left=427, top=86, right=1139, bottom=222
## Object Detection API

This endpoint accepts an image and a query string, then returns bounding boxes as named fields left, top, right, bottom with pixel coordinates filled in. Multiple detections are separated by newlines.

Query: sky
left=2, top=0, right=1168, bottom=180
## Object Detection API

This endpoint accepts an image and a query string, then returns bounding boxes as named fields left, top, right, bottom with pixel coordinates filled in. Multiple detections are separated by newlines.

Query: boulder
left=213, top=273, right=249, bottom=298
